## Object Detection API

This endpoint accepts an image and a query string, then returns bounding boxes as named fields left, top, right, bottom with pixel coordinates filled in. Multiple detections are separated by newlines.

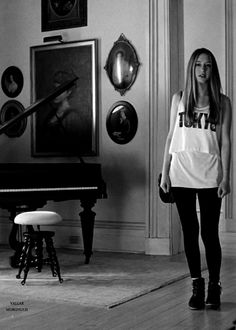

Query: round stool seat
left=14, top=211, right=62, bottom=226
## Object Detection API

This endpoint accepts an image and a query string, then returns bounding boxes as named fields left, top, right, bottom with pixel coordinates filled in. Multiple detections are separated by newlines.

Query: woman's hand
left=160, top=174, right=171, bottom=193
left=218, top=179, right=230, bottom=198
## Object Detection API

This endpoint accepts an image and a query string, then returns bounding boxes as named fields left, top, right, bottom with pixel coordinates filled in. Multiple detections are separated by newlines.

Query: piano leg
left=79, top=199, right=96, bottom=264
left=9, top=223, right=24, bottom=268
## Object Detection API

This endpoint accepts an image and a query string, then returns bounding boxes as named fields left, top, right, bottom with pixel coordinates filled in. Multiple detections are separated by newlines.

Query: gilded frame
left=30, top=39, right=98, bottom=157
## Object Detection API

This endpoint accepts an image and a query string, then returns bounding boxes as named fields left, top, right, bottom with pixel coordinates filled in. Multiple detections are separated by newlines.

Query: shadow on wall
left=103, top=152, right=146, bottom=221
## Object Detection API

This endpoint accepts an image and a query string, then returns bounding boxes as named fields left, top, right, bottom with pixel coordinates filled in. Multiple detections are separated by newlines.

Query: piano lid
left=0, top=77, right=78, bottom=135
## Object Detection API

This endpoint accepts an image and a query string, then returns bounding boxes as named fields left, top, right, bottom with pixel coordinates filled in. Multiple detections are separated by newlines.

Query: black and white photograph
left=30, top=40, right=98, bottom=156
left=106, top=101, right=138, bottom=144
left=41, top=0, right=87, bottom=31
left=0, top=1, right=236, bottom=329
left=1, top=66, right=24, bottom=98
left=0, top=100, right=27, bottom=137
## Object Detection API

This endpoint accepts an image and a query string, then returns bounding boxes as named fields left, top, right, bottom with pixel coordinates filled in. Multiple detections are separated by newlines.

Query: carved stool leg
left=20, top=235, right=33, bottom=285
left=16, top=233, right=29, bottom=280
left=34, top=235, right=44, bottom=272
left=45, top=234, right=63, bottom=283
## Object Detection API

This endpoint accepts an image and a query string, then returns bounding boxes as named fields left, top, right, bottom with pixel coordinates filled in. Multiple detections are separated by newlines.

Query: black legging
left=172, top=187, right=222, bottom=282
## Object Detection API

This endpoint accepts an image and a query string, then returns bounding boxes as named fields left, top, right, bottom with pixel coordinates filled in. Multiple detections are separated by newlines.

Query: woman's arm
left=160, top=92, right=181, bottom=193
left=218, top=95, right=232, bottom=198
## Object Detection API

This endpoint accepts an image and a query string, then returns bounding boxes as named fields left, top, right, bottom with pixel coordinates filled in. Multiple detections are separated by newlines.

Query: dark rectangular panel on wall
left=41, top=0, right=87, bottom=31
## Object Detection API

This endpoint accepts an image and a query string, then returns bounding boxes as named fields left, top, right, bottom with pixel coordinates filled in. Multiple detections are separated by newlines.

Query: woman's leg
left=172, top=187, right=205, bottom=309
left=197, top=188, right=222, bottom=283
left=172, top=187, right=201, bottom=278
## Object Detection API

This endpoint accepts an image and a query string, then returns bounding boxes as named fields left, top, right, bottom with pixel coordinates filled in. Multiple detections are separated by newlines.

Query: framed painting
left=1, top=66, right=24, bottom=98
left=30, top=39, right=98, bottom=157
left=0, top=100, right=27, bottom=138
left=106, top=101, right=138, bottom=144
left=41, top=0, right=87, bottom=31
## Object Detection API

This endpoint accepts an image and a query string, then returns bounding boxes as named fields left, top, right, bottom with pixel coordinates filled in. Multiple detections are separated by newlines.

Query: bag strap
left=216, top=96, right=223, bottom=147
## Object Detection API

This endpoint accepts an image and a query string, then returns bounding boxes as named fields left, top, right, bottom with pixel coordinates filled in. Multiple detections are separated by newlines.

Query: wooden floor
left=1, top=232, right=236, bottom=330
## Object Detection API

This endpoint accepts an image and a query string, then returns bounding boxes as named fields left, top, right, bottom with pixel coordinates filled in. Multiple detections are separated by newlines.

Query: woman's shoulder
left=172, top=90, right=183, bottom=105
left=169, top=91, right=184, bottom=118
left=220, top=93, right=231, bottom=106
left=173, top=90, right=183, bottom=98
left=220, top=94, right=232, bottom=124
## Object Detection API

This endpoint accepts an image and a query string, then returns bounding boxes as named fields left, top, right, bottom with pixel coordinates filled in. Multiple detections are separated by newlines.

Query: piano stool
left=14, top=211, right=63, bottom=285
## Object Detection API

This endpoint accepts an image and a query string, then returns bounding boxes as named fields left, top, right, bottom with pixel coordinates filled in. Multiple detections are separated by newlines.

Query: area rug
left=0, top=247, right=196, bottom=309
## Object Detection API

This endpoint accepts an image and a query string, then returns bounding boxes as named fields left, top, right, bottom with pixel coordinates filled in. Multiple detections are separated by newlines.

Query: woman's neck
left=196, top=84, right=209, bottom=108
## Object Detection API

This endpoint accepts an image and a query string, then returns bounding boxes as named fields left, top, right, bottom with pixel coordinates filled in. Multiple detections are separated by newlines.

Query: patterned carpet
left=0, top=246, right=194, bottom=309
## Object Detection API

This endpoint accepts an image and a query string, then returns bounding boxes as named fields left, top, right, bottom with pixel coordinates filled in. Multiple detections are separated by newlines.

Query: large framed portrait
left=41, top=0, right=87, bottom=31
left=30, top=39, right=98, bottom=157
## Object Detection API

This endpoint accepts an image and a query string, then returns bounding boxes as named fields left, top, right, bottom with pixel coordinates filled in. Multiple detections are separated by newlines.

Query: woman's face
left=53, top=82, right=71, bottom=104
left=194, top=53, right=212, bottom=84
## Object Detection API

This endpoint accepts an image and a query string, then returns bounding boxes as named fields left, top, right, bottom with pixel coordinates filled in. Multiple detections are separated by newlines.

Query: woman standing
left=160, top=48, right=232, bottom=310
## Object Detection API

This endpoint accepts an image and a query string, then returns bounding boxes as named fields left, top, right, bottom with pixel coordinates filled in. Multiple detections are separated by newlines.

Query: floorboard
left=0, top=232, right=236, bottom=329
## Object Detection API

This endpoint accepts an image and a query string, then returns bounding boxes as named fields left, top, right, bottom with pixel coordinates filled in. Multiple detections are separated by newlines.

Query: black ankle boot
left=188, top=278, right=205, bottom=310
left=206, top=281, right=222, bottom=309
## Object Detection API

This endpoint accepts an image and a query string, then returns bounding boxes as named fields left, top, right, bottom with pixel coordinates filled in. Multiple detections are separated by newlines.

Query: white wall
left=0, top=0, right=230, bottom=254
left=0, top=0, right=149, bottom=252
left=184, top=0, right=225, bottom=90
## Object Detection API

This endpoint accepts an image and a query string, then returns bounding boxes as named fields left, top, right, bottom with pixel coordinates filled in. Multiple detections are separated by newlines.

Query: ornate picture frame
left=41, top=0, right=87, bottom=32
left=1, top=66, right=24, bottom=98
left=104, top=34, right=140, bottom=96
left=106, top=101, right=138, bottom=144
left=30, top=39, right=98, bottom=157
left=0, top=100, right=27, bottom=138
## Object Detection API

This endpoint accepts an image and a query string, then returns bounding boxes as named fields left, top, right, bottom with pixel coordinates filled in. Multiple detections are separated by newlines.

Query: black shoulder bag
left=158, top=173, right=175, bottom=204
left=158, top=91, right=183, bottom=204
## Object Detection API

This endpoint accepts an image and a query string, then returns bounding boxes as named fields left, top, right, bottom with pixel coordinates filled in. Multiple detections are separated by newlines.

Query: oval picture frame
left=106, top=101, right=138, bottom=144
left=0, top=100, right=27, bottom=137
left=104, top=34, right=140, bottom=96
left=1, top=66, right=24, bottom=98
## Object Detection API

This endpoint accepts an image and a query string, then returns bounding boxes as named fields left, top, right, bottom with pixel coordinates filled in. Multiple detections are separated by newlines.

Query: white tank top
left=169, top=99, right=222, bottom=188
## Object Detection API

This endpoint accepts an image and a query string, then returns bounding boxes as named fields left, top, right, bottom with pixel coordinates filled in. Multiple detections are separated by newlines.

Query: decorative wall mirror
left=104, top=34, right=140, bottom=96
left=106, top=101, right=138, bottom=144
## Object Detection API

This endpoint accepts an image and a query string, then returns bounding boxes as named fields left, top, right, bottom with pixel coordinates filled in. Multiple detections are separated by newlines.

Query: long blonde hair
left=183, top=48, right=222, bottom=124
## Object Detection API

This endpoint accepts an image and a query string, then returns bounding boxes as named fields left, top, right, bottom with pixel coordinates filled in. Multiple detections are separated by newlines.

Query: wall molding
left=225, top=0, right=234, bottom=221
left=148, top=0, right=171, bottom=239
left=148, top=0, right=184, bottom=255
left=145, top=238, right=170, bottom=255
left=148, top=0, right=159, bottom=239
left=0, top=216, right=145, bottom=253
left=0, top=216, right=145, bottom=230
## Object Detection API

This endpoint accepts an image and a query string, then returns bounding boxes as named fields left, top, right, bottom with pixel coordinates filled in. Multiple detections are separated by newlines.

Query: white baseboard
left=0, top=217, right=146, bottom=253
left=145, top=237, right=171, bottom=255
left=224, top=218, right=236, bottom=232
left=53, top=219, right=146, bottom=253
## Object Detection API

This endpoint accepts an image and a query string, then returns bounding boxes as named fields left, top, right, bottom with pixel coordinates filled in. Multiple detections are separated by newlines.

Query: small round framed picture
left=0, top=100, right=27, bottom=137
left=1, top=66, right=24, bottom=98
left=106, top=101, right=138, bottom=144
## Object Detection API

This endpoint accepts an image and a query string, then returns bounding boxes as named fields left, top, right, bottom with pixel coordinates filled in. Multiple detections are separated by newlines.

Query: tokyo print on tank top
left=169, top=99, right=222, bottom=188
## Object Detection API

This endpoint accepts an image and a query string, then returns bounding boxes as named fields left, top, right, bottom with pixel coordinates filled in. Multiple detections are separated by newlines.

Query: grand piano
left=0, top=78, right=107, bottom=267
